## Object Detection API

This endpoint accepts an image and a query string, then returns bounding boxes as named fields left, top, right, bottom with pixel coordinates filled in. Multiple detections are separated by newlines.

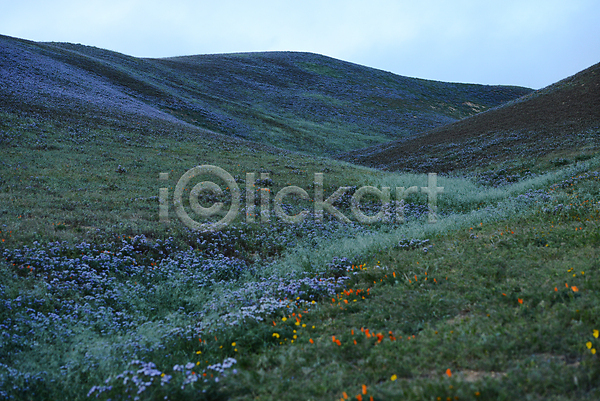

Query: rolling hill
left=3, top=34, right=600, bottom=401
left=339, top=61, right=600, bottom=172
left=0, top=34, right=532, bottom=156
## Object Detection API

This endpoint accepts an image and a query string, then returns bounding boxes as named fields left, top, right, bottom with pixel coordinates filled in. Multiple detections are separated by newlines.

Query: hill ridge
left=339, top=61, right=600, bottom=172
left=0, top=34, right=532, bottom=156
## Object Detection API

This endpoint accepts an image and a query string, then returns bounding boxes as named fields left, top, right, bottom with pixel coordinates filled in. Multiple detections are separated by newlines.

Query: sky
left=2, top=0, right=599, bottom=89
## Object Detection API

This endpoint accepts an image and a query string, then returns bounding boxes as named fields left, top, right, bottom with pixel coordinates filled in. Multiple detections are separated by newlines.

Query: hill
left=339, top=61, right=600, bottom=172
left=3, top=35, right=600, bottom=401
left=0, top=34, right=532, bottom=156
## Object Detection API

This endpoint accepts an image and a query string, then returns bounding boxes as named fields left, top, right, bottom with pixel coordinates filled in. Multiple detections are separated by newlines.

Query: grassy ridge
left=340, top=61, right=600, bottom=172
left=0, top=34, right=532, bottom=156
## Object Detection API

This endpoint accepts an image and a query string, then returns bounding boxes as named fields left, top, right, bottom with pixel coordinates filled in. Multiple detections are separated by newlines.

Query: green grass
left=27, top=167, right=599, bottom=401
left=0, top=111, right=383, bottom=247
left=3, top=106, right=600, bottom=400
left=1, top=35, right=599, bottom=400
left=171, top=174, right=600, bottom=401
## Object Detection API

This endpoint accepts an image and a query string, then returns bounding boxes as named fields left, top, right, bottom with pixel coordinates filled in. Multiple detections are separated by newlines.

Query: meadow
left=2, top=108, right=600, bottom=400
left=1, top=34, right=600, bottom=400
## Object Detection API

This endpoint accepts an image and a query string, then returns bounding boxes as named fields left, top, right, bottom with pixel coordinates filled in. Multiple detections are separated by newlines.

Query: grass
left=340, top=61, right=600, bottom=172
left=0, top=111, right=383, bottom=247
left=2, top=106, right=600, bottom=399
left=5, top=166, right=600, bottom=400
left=1, top=34, right=599, bottom=401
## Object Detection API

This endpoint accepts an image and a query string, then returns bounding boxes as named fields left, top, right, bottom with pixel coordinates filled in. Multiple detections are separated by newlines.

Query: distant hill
left=0, top=34, right=532, bottom=156
left=339, top=62, right=600, bottom=172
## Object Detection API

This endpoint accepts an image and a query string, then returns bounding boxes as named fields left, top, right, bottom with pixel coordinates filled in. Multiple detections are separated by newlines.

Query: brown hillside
left=339, top=62, right=600, bottom=172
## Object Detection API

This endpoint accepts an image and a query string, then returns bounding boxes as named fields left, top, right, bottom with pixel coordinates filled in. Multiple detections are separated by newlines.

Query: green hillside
left=0, top=34, right=532, bottom=156
left=2, top=35, right=600, bottom=401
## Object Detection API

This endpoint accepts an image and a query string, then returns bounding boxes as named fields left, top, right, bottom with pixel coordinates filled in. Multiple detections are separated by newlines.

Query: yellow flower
left=594, top=329, right=599, bottom=339
left=592, top=348, right=597, bottom=355
left=391, top=374, right=397, bottom=381
left=273, top=333, right=280, bottom=338
left=282, top=317, right=287, bottom=322
left=586, top=341, right=593, bottom=349
left=295, top=321, right=300, bottom=326
left=231, top=342, right=236, bottom=346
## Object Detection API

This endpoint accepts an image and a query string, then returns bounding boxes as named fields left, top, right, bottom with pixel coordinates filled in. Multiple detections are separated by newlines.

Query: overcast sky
left=2, top=0, right=599, bottom=89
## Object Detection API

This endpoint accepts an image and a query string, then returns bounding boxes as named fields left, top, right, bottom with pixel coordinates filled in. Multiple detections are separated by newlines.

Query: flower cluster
left=87, top=357, right=237, bottom=399
left=585, top=329, right=599, bottom=355
left=397, top=238, right=432, bottom=252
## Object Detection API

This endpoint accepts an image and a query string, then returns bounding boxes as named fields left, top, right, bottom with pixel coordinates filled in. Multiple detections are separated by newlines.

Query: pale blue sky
left=2, top=0, right=599, bottom=89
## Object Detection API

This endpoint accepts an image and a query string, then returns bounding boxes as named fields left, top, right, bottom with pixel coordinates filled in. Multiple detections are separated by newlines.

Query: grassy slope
left=2, top=35, right=600, bottom=401
left=213, top=161, right=600, bottom=401
left=340, top=61, right=600, bottom=172
left=227, top=171, right=600, bottom=401
left=3, top=147, right=599, bottom=401
left=0, top=34, right=532, bottom=156
left=0, top=110, right=384, bottom=247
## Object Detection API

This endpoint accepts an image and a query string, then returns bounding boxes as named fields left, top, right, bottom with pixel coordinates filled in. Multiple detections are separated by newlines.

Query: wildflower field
left=2, top=108, right=600, bottom=400
left=1, top=35, right=600, bottom=401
